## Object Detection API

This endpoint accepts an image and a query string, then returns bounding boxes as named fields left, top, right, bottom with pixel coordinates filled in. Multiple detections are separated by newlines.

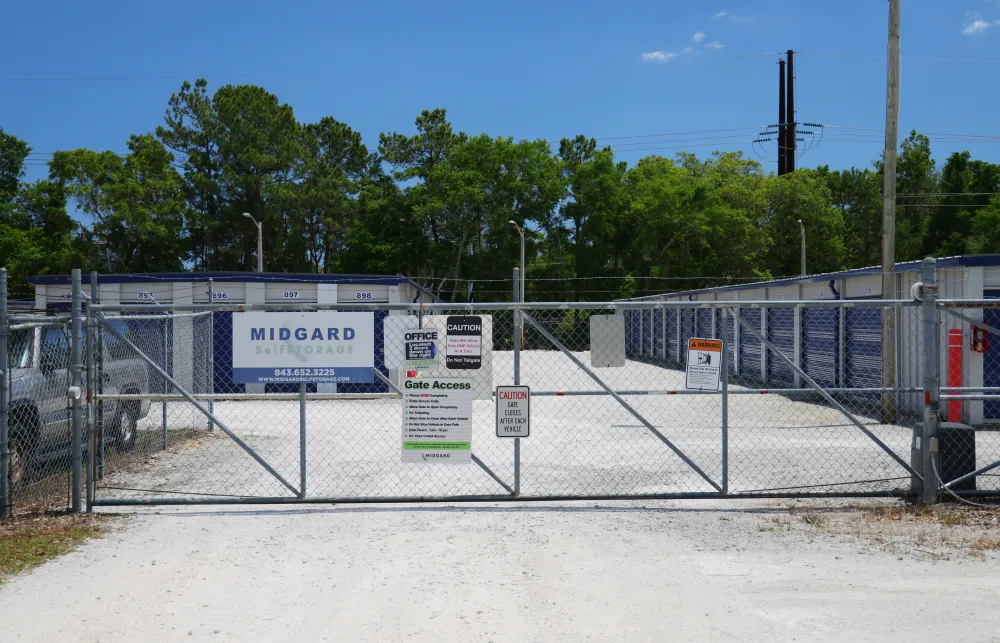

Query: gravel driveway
left=1, top=500, right=999, bottom=642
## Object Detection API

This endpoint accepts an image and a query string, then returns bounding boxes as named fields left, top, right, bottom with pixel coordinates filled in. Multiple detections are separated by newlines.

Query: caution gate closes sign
left=685, top=338, right=723, bottom=391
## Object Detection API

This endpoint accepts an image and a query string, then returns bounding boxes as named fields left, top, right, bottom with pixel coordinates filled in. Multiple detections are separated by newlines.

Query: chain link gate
left=16, top=263, right=999, bottom=514
left=83, top=300, right=933, bottom=507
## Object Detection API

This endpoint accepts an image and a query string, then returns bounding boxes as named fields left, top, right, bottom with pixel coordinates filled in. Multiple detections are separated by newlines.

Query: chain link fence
left=3, top=262, right=1000, bottom=516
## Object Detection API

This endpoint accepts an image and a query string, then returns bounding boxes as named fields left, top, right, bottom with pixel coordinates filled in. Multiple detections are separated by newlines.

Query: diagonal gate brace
left=730, top=307, right=921, bottom=481
left=522, top=311, right=722, bottom=493
left=98, top=315, right=301, bottom=497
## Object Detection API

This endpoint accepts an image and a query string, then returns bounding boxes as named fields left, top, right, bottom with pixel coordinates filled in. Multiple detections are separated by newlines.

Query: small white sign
left=685, top=338, right=723, bottom=391
left=402, top=377, right=473, bottom=463
left=404, top=329, right=439, bottom=369
left=495, top=386, right=530, bottom=438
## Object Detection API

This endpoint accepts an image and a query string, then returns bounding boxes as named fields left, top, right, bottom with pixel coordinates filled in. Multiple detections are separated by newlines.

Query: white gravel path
left=1, top=500, right=999, bottom=642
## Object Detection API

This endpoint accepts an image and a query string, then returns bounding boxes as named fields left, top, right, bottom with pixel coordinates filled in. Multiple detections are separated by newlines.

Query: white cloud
left=642, top=50, right=679, bottom=62
left=714, top=9, right=750, bottom=23
left=705, top=40, right=725, bottom=49
left=682, top=46, right=693, bottom=53
left=963, top=19, right=991, bottom=34
left=693, top=31, right=706, bottom=43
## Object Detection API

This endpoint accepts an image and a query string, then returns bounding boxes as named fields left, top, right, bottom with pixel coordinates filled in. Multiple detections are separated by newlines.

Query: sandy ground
left=1, top=499, right=999, bottom=642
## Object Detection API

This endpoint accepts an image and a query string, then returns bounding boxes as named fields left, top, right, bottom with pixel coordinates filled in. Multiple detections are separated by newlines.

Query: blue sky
left=5, top=0, right=1000, bottom=182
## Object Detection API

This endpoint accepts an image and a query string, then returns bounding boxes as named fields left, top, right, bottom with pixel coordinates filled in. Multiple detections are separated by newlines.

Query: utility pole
left=778, top=58, right=787, bottom=175
left=881, top=0, right=901, bottom=424
left=785, top=49, right=796, bottom=173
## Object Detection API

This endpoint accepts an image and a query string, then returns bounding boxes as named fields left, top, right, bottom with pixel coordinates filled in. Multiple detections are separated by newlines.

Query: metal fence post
left=920, top=258, right=940, bottom=503
left=513, top=267, right=521, bottom=496
left=70, top=269, right=84, bottom=513
left=86, top=273, right=98, bottom=512
left=0, top=268, right=10, bottom=519
left=207, top=279, right=215, bottom=432
left=299, top=382, right=306, bottom=499
left=721, top=306, right=729, bottom=495
left=162, top=315, right=168, bottom=450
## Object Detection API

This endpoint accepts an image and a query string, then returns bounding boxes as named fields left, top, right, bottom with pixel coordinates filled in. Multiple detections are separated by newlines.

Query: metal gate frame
left=73, top=283, right=949, bottom=509
left=937, top=304, right=1000, bottom=492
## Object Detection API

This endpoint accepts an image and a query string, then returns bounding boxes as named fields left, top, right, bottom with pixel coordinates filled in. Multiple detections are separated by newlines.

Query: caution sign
left=446, top=316, right=482, bottom=369
left=495, top=386, right=530, bottom=438
left=685, top=338, right=723, bottom=391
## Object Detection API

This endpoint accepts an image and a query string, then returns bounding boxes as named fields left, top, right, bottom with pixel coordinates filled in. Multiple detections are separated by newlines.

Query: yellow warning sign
left=686, top=337, right=724, bottom=391
left=689, top=339, right=723, bottom=352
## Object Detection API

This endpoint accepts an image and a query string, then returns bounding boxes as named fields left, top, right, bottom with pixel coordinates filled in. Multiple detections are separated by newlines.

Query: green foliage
left=4, top=83, right=1000, bottom=300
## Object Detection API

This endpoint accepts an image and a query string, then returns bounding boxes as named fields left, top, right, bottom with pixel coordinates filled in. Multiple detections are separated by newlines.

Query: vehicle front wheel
left=112, top=405, right=138, bottom=451
left=8, top=438, right=29, bottom=486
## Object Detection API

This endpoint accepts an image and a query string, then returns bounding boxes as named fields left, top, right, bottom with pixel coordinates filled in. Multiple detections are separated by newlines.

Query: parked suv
left=6, top=320, right=152, bottom=485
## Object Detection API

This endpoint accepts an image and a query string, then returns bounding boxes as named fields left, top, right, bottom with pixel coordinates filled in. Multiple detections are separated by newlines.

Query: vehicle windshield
left=9, top=329, right=33, bottom=368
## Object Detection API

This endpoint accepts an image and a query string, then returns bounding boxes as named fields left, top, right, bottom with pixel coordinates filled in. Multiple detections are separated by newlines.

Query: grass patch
left=971, top=537, right=1000, bottom=552
left=0, top=513, right=110, bottom=585
left=801, top=512, right=827, bottom=528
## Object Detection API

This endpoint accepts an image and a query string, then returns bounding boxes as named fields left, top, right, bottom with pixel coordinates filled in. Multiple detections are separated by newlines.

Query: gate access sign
left=402, top=377, right=473, bottom=463
left=685, top=338, right=723, bottom=391
left=232, top=311, right=375, bottom=383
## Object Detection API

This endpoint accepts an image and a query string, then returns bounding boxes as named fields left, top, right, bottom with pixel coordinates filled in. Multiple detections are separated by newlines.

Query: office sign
left=232, top=311, right=375, bottom=383
left=404, top=329, right=439, bottom=369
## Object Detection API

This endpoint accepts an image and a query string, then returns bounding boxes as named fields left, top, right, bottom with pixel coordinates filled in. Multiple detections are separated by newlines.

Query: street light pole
left=508, top=220, right=526, bottom=350
left=508, top=220, right=525, bottom=303
left=797, top=219, right=806, bottom=276
left=243, top=212, right=264, bottom=272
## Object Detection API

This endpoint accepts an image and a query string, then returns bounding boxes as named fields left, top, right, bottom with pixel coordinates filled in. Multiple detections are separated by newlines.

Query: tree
left=762, top=170, right=845, bottom=276
left=891, top=131, right=939, bottom=261
left=822, top=166, right=882, bottom=268
left=380, top=109, right=466, bottom=253
left=558, top=136, right=627, bottom=299
left=157, top=80, right=301, bottom=271
left=0, top=128, right=30, bottom=203
left=50, top=135, right=187, bottom=272
left=292, top=117, right=375, bottom=273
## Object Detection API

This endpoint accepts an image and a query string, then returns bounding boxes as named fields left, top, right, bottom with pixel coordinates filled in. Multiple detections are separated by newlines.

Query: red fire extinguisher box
left=971, top=326, right=989, bottom=353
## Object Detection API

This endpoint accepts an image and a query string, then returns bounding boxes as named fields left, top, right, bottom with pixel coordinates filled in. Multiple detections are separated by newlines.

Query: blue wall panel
left=767, top=308, right=796, bottom=384
left=803, top=308, right=838, bottom=388
left=846, top=307, right=882, bottom=390
left=680, top=309, right=696, bottom=364
left=739, top=309, right=762, bottom=379
left=985, top=292, right=1000, bottom=420
left=652, top=310, right=665, bottom=360
left=665, top=309, right=678, bottom=363
left=697, top=308, right=714, bottom=339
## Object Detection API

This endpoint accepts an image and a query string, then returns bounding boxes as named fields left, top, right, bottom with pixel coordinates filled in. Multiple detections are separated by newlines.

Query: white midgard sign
left=401, top=377, right=473, bottom=463
left=232, top=311, right=375, bottom=384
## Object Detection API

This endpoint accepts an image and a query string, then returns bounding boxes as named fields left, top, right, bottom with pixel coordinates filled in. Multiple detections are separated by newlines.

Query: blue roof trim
left=624, top=254, right=1000, bottom=301
left=27, top=272, right=416, bottom=286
